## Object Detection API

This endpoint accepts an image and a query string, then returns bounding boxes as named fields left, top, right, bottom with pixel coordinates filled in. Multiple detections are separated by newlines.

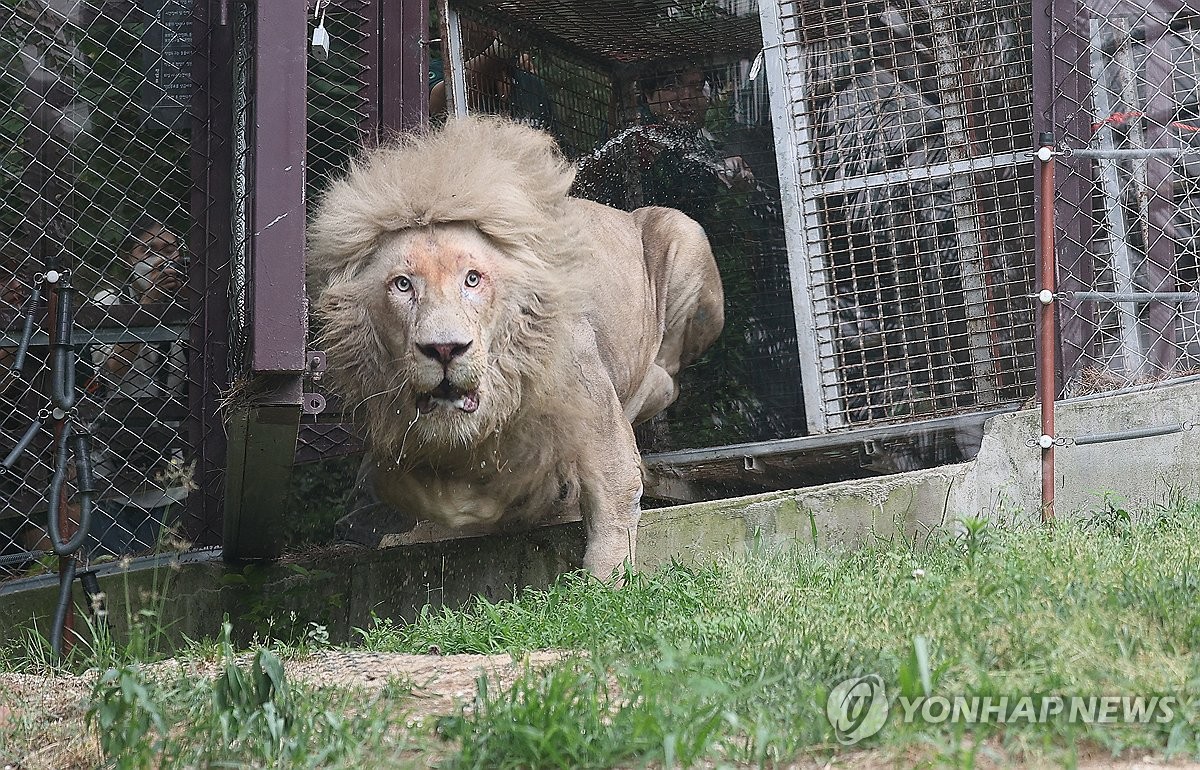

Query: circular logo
left=826, top=674, right=889, bottom=745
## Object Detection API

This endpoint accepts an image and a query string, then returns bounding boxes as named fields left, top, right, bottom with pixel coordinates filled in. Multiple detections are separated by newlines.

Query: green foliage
left=957, top=515, right=991, bottom=565
left=0, top=553, right=183, bottom=676
left=85, top=619, right=406, bottom=769
left=438, top=647, right=767, bottom=770
left=88, top=664, right=171, bottom=769
left=15, top=500, right=1200, bottom=768
left=220, top=562, right=344, bottom=645
left=1088, top=492, right=1135, bottom=537
left=282, top=455, right=359, bottom=548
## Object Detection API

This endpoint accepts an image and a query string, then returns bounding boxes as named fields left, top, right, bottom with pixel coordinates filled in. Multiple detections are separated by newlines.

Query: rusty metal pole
left=1036, top=133, right=1058, bottom=523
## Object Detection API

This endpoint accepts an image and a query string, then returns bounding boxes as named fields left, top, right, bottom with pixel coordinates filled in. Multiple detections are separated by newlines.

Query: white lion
left=307, top=117, right=723, bottom=577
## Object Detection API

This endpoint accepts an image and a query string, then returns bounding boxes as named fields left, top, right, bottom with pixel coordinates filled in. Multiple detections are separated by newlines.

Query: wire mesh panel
left=1047, top=0, right=1200, bottom=396
left=762, top=0, right=1037, bottom=433
left=295, top=0, right=379, bottom=469
left=0, top=0, right=234, bottom=578
left=443, top=0, right=806, bottom=451
left=307, top=0, right=373, bottom=205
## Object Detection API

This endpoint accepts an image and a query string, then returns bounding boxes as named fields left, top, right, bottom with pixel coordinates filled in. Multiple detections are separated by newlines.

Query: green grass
left=8, top=502, right=1200, bottom=768
left=359, top=502, right=1200, bottom=767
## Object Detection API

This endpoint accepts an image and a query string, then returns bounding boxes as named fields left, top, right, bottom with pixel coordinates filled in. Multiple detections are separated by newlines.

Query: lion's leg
left=580, top=465, right=642, bottom=580
left=633, top=206, right=725, bottom=382
left=623, top=363, right=678, bottom=426
left=579, top=386, right=644, bottom=580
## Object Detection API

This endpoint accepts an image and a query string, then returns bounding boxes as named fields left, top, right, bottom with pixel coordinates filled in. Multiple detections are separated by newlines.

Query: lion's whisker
left=395, top=410, right=421, bottom=466
left=360, top=369, right=408, bottom=405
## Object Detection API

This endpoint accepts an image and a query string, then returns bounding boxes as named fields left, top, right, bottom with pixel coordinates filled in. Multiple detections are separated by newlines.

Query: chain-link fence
left=9, top=0, right=1197, bottom=584
left=1046, top=0, right=1200, bottom=396
left=290, top=0, right=383, bottom=542
left=0, top=0, right=234, bottom=587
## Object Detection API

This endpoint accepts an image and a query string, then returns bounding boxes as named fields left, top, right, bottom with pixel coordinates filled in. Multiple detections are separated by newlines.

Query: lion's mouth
left=416, top=379, right=480, bottom=414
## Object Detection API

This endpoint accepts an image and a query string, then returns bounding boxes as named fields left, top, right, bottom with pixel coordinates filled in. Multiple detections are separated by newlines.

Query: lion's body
left=307, top=117, right=723, bottom=576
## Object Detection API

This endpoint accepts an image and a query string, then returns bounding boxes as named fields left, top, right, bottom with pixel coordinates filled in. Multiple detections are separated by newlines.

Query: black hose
left=48, top=422, right=90, bottom=557
left=51, top=285, right=76, bottom=410
left=2, top=418, right=42, bottom=471
left=79, top=569, right=108, bottom=630
left=12, top=285, right=43, bottom=374
left=50, top=555, right=77, bottom=659
left=73, top=430, right=94, bottom=493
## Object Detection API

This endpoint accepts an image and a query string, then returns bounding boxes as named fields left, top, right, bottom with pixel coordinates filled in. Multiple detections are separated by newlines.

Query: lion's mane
left=307, top=117, right=586, bottom=461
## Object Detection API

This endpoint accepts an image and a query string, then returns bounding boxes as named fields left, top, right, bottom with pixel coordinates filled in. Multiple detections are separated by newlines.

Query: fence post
left=188, top=0, right=236, bottom=549
left=1036, top=134, right=1058, bottom=523
left=223, top=0, right=308, bottom=560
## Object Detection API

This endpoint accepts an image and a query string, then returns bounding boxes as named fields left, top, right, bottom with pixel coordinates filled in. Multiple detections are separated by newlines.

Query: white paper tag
left=312, top=23, right=330, bottom=60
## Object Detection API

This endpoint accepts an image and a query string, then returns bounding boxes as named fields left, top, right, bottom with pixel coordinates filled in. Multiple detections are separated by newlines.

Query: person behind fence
left=575, top=65, right=756, bottom=210
left=428, top=20, right=560, bottom=142
left=86, top=218, right=190, bottom=556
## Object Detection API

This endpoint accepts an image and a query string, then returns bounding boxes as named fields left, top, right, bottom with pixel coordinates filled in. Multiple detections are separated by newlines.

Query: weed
left=15, top=501, right=1200, bottom=768
left=1088, top=492, right=1135, bottom=536
left=222, top=562, right=344, bottom=645
left=85, top=619, right=411, bottom=768
left=371, top=507, right=1200, bottom=766
left=957, top=515, right=991, bottom=565
left=87, top=665, right=171, bottom=769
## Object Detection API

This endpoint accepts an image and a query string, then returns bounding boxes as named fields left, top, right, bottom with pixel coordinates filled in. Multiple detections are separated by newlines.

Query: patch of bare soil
left=678, top=744, right=1200, bottom=770
left=285, top=649, right=568, bottom=714
left=0, top=650, right=566, bottom=769
left=0, top=672, right=97, bottom=770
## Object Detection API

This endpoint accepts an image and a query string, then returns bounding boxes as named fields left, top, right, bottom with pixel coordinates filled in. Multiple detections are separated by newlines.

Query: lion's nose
left=417, top=341, right=473, bottom=365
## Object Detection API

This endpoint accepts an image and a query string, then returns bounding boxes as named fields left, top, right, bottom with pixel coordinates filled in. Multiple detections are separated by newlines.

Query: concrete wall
left=953, top=376, right=1200, bottom=522
left=2, top=377, right=1196, bottom=649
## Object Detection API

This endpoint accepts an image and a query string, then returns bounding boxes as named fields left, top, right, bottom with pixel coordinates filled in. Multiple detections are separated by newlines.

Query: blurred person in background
left=428, top=20, right=557, bottom=134
left=86, top=217, right=190, bottom=556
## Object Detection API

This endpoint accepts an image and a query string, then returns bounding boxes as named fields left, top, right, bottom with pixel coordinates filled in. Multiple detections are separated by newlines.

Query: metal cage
left=7, top=0, right=1200, bottom=603
left=0, top=0, right=237, bottom=581
left=762, top=0, right=1037, bottom=434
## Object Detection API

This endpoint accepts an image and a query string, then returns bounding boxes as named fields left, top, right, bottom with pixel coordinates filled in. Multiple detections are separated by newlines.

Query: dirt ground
left=0, top=650, right=563, bottom=770
left=2, top=651, right=1199, bottom=770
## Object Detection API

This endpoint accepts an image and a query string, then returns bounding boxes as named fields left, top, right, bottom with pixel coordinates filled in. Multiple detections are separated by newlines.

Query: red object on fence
left=1037, top=138, right=1057, bottom=523
left=1091, top=110, right=1144, bottom=132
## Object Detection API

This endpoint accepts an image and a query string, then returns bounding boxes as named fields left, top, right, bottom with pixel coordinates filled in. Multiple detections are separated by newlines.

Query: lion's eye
left=393, top=275, right=412, bottom=292
left=465, top=270, right=481, bottom=288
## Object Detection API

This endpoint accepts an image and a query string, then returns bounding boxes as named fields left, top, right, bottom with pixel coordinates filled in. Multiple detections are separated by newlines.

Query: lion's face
left=364, top=223, right=518, bottom=443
